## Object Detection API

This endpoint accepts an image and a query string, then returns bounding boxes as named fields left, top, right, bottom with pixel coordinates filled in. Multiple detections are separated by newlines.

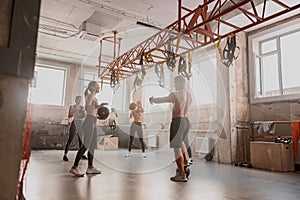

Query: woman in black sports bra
left=63, top=96, right=86, bottom=161
left=69, top=81, right=108, bottom=177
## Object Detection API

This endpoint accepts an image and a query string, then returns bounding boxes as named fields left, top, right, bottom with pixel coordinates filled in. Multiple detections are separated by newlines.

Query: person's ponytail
left=85, top=81, right=97, bottom=97
left=84, top=88, right=89, bottom=97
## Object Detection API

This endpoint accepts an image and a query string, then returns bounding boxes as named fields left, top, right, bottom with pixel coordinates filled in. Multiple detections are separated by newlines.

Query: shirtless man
left=149, top=76, right=192, bottom=182
left=126, top=101, right=147, bottom=158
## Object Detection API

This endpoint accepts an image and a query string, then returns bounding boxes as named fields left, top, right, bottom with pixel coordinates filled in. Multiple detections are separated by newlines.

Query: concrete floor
left=24, top=149, right=300, bottom=200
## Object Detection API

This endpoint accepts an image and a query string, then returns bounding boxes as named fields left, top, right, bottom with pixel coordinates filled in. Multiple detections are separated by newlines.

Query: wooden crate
left=98, top=137, right=119, bottom=150
left=250, top=141, right=294, bottom=172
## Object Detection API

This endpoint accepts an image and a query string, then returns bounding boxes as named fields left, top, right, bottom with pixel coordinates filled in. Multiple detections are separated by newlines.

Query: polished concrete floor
left=24, top=149, right=300, bottom=200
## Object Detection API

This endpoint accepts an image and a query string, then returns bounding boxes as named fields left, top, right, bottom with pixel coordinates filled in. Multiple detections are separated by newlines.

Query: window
left=141, top=68, right=172, bottom=112
left=256, top=38, right=281, bottom=97
left=281, top=31, right=300, bottom=95
left=83, top=71, right=126, bottom=111
left=252, top=27, right=300, bottom=100
left=190, top=54, right=216, bottom=105
left=30, top=66, right=66, bottom=106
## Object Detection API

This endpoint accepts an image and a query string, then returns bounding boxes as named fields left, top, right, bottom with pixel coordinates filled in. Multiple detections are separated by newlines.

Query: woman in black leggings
left=69, top=81, right=108, bottom=177
left=63, top=96, right=86, bottom=161
left=125, top=101, right=146, bottom=158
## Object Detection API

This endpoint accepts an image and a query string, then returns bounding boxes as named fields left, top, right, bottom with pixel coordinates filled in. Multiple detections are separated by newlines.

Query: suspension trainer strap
left=187, top=52, right=192, bottom=80
left=217, top=34, right=240, bottom=68
left=100, top=77, right=104, bottom=91
left=178, top=55, right=192, bottom=78
left=165, top=37, right=176, bottom=71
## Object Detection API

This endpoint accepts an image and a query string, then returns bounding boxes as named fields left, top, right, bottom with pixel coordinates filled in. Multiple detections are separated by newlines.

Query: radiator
left=195, top=137, right=213, bottom=154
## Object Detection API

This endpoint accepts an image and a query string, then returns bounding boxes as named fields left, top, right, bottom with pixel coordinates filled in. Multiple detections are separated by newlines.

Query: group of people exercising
left=65, top=75, right=193, bottom=182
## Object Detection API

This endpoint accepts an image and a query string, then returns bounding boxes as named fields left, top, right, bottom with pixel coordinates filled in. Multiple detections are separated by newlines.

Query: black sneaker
left=63, top=155, right=69, bottom=162
left=188, top=159, right=194, bottom=165
left=82, top=155, right=88, bottom=160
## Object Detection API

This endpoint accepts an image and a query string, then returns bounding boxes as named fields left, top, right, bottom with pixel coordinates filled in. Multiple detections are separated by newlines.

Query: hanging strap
left=187, top=52, right=192, bottom=80
left=144, top=52, right=154, bottom=65
left=178, top=55, right=192, bottom=78
left=159, top=62, right=165, bottom=87
left=217, top=34, right=240, bottom=68
left=154, top=62, right=165, bottom=88
left=175, top=36, right=181, bottom=53
left=132, top=72, right=144, bottom=91
left=165, top=37, right=176, bottom=71
left=100, top=77, right=104, bottom=91
left=110, top=69, right=119, bottom=90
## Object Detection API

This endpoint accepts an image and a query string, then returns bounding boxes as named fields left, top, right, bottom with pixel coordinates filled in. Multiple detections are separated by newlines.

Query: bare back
left=85, top=93, right=98, bottom=117
left=171, top=90, right=192, bottom=118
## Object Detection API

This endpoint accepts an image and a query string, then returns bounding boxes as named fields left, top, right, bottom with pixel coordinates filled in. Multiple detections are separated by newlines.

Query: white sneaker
left=86, top=167, right=101, bottom=174
left=69, top=167, right=84, bottom=177
left=142, top=153, right=147, bottom=158
left=125, top=152, right=131, bottom=157
left=188, top=159, right=194, bottom=165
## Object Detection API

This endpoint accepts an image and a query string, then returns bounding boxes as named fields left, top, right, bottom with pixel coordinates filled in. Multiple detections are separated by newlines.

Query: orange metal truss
left=99, top=0, right=300, bottom=80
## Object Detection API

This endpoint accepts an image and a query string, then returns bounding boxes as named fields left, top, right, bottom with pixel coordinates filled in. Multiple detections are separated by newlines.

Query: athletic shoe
left=170, top=172, right=188, bottom=182
left=188, top=159, right=194, bottom=165
left=82, top=155, right=88, bottom=160
left=69, top=167, right=84, bottom=177
left=63, top=155, right=69, bottom=162
left=142, top=153, right=147, bottom=158
left=125, top=152, right=131, bottom=157
left=184, top=160, right=190, bottom=167
left=86, top=167, right=101, bottom=174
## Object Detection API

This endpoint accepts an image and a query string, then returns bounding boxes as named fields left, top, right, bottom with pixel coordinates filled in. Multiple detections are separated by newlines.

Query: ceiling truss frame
left=99, top=0, right=300, bottom=80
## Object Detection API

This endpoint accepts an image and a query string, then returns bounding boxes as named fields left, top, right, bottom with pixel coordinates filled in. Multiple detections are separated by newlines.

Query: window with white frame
left=252, top=27, right=300, bottom=99
left=190, top=53, right=217, bottom=106
left=83, top=71, right=126, bottom=111
left=30, top=66, right=66, bottom=106
left=141, top=68, right=172, bottom=112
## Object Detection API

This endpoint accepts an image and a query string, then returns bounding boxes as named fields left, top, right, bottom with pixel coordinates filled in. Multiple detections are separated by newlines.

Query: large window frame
left=141, top=67, right=173, bottom=113
left=249, top=19, right=300, bottom=103
left=29, top=65, right=67, bottom=106
left=189, top=51, right=216, bottom=107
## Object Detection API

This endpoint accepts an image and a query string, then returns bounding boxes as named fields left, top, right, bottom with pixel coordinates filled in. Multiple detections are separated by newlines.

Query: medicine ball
left=97, top=107, right=110, bottom=120
left=129, top=102, right=136, bottom=110
left=204, top=153, right=213, bottom=161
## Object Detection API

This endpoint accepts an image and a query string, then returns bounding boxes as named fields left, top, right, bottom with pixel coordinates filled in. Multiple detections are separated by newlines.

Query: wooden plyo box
left=98, top=137, right=119, bottom=150
left=250, top=141, right=294, bottom=172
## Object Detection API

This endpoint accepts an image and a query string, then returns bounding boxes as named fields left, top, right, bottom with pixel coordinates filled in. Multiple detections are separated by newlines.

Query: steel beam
left=99, top=0, right=300, bottom=80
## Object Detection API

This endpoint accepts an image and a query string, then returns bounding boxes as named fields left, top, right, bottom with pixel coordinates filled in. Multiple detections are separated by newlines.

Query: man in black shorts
left=149, top=75, right=192, bottom=182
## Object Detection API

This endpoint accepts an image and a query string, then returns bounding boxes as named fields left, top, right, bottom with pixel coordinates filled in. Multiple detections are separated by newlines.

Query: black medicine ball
left=97, top=107, right=110, bottom=120
left=129, top=103, right=136, bottom=110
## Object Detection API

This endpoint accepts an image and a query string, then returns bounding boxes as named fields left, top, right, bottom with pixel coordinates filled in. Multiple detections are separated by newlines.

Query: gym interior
left=1, top=0, right=300, bottom=199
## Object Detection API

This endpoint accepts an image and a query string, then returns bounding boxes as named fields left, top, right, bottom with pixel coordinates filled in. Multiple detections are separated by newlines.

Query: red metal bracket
left=99, top=0, right=300, bottom=79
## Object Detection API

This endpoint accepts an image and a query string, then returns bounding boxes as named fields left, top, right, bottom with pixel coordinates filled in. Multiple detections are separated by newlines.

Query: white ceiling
left=36, top=0, right=300, bottom=68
